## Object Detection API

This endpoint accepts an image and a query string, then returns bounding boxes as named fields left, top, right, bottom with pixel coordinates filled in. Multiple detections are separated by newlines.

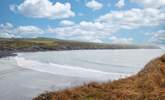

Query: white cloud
left=10, top=0, right=75, bottom=19
left=51, top=21, right=116, bottom=37
left=97, top=8, right=165, bottom=30
left=45, top=7, right=164, bottom=43
left=3, top=1, right=165, bottom=44
left=109, top=36, right=133, bottom=44
left=147, top=30, right=165, bottom=44
left=0, top=23, right=14, bottom=37
left=0, top=33, right=15, bottom=38
left=78, top=35, right=103, bottom=43
left=60, top=35, right=103, bottom=43
left=0, top=23, right=44, bottom=38
left=86, top=0, right=103, bottom=10
left=46, top=20, right=117, bottom=43
left=15, top=26, right=44, bottom=34
left=116, top=0, right=125, bottom=8
left=0, top=22, right=13, bottom=29
left=0, top=23, right=16, bottom=38
left=131, top=0, right=165, bottom=8
left=59, top=20, right=75, bottom=26
left=80, top=21, right=104, bottom=30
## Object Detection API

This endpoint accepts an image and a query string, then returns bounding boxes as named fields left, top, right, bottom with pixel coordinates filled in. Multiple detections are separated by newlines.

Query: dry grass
left=34, top=54, right=165, bottom=100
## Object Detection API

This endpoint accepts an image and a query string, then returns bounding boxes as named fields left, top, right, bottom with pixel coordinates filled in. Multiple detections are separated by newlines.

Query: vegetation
left=34, top=54, right=165, bottom=100
left=0, top=38, right=158, bottom=52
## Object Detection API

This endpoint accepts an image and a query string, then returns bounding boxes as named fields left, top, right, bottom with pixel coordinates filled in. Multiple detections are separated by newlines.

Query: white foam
left=15, top=57, right=129, bottom=81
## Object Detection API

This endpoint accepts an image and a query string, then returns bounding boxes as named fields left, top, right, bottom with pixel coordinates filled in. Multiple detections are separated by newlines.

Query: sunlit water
left=0, top=49, right=164, bottom=100
left=16, top=49, right=164, bottom=80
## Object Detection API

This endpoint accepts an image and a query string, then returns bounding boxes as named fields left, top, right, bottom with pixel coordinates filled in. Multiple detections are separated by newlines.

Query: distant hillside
left=0, top=38, right=158, bottom=52
left=34, top=54, right=165, bottom=100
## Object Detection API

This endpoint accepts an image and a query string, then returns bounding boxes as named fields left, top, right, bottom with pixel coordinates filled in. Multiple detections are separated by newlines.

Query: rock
left=161, top=54, right=165, bottom=62
left=0, top=51, right=16, bottom=58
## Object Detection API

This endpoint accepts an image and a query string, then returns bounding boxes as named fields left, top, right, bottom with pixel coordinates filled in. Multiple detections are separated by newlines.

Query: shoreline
left=0, top=51, right=17, bottom=58
left=34, top=54, right=165, bottom=100
left=0, top=38, right=159, bottom=58
left=0, top=48, right=160, bottom=58
left=0, top=49, right=163, bottom=100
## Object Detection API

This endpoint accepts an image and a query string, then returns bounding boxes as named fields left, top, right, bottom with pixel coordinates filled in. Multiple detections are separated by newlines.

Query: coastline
left=0, top=38, right=159, bottom=58
left=0, top=47, right=160, bottom=58
left=0, top=49, right=164, bottom=100
left=0, top=51, right=17, bottom=58
left=34, top=54, right=165, bottom=100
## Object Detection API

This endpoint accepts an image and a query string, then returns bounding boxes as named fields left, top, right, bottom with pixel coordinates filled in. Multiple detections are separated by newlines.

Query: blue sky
left=0, top=0, right=164, bottom=45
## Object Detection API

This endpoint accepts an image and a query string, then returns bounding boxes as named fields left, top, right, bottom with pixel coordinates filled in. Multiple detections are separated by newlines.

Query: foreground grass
left=34, top=54, right=165, bottom=100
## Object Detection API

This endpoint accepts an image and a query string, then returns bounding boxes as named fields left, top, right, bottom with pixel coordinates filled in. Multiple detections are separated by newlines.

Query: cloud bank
left=10, top=0, right=75, bottom=19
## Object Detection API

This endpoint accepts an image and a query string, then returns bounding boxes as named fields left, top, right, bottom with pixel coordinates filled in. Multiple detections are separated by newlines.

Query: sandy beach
left=0, top=57, right=92, bottom=100
left=0, top=49, right=164, bottom=100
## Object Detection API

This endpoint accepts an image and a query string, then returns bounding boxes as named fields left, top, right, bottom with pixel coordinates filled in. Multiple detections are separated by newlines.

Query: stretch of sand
left=0, top=49, right=164, bottom=100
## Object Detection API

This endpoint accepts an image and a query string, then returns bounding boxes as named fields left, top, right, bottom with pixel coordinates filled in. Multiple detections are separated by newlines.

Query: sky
left=0, top=0, right=164, bottom=45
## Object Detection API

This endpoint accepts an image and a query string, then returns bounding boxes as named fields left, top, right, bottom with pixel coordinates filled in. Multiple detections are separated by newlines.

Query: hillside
left=0, top=38, right=158, bottom=51
left=0, top=38, right=159, bottom=58
left=34, top=54, right=165, bottom=100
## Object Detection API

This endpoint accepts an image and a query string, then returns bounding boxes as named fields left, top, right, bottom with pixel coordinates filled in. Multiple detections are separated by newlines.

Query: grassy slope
left=0, top=38, right=158, bottom=52
left=34, top=54, right=165, bottom=100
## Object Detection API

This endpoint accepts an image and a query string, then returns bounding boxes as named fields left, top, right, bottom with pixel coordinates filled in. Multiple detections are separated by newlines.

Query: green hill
left=0, top=38, right=158, bottom=52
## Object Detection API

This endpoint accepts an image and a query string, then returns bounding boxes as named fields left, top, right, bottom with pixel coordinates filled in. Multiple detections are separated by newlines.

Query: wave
left=15, top=57, right=129, bottom=81
left=76, top=59, right=132, bottom=68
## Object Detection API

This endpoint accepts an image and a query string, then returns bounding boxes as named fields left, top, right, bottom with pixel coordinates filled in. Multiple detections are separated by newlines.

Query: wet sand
left=0, top=49, right=163, bottom=100
left=0, top=57, right=91, bottom=100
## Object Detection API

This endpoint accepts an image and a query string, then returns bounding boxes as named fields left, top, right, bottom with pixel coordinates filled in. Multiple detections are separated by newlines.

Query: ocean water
left=0, top=49, right=164, bottom=100
left=16, top=49, right=164, bottom=80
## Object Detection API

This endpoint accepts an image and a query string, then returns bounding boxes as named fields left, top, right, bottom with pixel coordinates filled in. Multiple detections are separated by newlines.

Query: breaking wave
left=15, top=57, right=129, bottom=81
